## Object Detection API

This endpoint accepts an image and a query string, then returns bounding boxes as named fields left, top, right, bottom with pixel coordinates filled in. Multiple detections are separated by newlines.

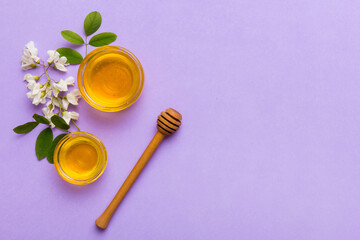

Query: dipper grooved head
left=157, top=108, right=182, bottom=135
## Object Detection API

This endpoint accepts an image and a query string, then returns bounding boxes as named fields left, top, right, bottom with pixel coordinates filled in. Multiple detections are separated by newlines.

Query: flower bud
left=34, top=75, right=39, bottom=81
left=41, top=91, right=45, bottom=98
left=30, top=63, right=36, bottom=68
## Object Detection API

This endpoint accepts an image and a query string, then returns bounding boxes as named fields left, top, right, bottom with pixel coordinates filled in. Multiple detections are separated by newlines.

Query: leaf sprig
left=13, top=114, right=71, bottom=163
left=15, top=11, right=116, bottom=164
left=58, top=11, right=117, bottom=64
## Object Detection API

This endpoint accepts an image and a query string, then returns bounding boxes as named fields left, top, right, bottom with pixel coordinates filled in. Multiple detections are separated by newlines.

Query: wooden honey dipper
left=95, top=108, right=182, bottom=229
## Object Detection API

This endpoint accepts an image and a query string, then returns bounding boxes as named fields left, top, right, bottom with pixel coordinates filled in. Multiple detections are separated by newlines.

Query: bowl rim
left=77, top=45, right=145, bottom=112
left=53, top=131, right=107, bottom=185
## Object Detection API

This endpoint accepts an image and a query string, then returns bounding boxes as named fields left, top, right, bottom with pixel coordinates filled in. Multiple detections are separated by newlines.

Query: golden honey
left=78, top=46, right=144, bottom=112
left=54, top=132, right=107, bottom=185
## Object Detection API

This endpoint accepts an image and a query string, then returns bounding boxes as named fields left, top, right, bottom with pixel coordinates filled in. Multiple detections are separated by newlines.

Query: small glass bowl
left=77, top=45, right=144, bottom=112
left=54, top=132, right=107, bottom=185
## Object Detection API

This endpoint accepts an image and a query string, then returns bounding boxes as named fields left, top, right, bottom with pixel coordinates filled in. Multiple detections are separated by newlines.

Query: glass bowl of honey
left=54, top=132, right=107, bottom=185
left=77, top=45, right=144, bottom=112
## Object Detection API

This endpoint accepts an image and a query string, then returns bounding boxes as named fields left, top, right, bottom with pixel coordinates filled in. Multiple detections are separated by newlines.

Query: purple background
left=1, top=0, right=360, bottom=239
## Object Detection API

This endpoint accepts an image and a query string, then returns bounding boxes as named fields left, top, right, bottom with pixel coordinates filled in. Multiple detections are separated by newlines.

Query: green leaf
left=61, top=30, right=85, bottom=45
left=33, top=114, right=50, bottom=125
left=51, top=115, right=70, bottom=130
left=47, top=133, right=67, bottom=164
left=35, top=128, right=53, bottom=160
left=13, top=122, right=39, bottom=134
left=89, top=32, right=117, bottom=47
left=84, top=11, right=102, bottom=36
left=56, top=48, right=83, bottom=64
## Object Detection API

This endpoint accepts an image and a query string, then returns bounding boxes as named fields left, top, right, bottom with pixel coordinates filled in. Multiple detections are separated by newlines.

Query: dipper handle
left=95, top=131, right=165, bottom=229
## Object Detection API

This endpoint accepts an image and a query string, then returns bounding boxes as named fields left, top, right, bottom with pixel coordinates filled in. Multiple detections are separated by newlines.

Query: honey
left=54, top=132, right=107, bottom=185
left=78, top=46, right=144, bottom=112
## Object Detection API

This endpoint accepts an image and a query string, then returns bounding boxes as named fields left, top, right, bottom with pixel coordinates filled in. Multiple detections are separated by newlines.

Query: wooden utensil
left=95, top=108, right=182, bottom=229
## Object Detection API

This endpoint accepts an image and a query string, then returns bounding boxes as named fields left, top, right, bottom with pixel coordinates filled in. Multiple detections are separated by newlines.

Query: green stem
left=55, top=98, right=64, bottom=112
left=85, top=35, right=88, bottom=55
left=37, top=60, right=44, bottom=66
left=35, top=62, right=49, bottom=80
left=71, top=119, right=81, bottom=131
left=43, top=64, right=51, bottom=82
left=38, top=72, right=45, bottom=78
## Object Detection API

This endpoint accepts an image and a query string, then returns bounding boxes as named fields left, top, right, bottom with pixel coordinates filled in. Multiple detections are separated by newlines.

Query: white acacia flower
left=49, top=77, right=75, bottom=97
left=57, top=77, right=75, bottom=91
left=42, top=101, right=55, bottom=128
left=25, top=41, right=40, bottom=62
left=55, top=56, right=69, bottom=72
left=26, top=83, right=41, bottom=98
left=21, top=41, right=40, bottom=70
left=26, top=81, right=36, bottom=90
left=44, top=83, right=52, bottom=99
left=23, top=73, right=38, bottom=82
left=62, top=111, right=79, bottom=124
left=26, top=83, right=47, bottom=105
left=50, top=81, right=59, bottom=97
left=47, top=50, right=59, bottom=64
left=23, top=73, right=39, bottom=90
left=47, top=50, right=69, bottom=72
left=21, top=57, right=36, bottom=70
left=62, top=89, right=81, bottom=110
left=50, top=96, right=61, bottom=108
left=21, top=56, right=36, bottom=71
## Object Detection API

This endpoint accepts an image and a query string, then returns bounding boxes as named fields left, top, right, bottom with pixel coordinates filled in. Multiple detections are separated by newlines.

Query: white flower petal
left=45, top=90, right=52, bottom=99
left=23, top=41, right=40, bottom=64
left=21, top=55, right=36, bottom=70
left=53, top=89, right=59, bottom=97
left=24, top=73, right=35, bottom=82
left=50, top=82, right=61, bottom=97
left=32, top=94, right=41, bottom=105
left=47, top=50, right=59, bottom=64
left=47, top=50, right=55, bottom=56
left=46, top=101, right=55, bottom=111
left=26, top=41, right=35, bottom=50
left=62, top=113, right=71, bottom=124
left=64, top=76, right=74, bottom=85
left=58, top=56, right=68, bottom=65
left=42, top=104, right=56, bottom=128
left=49, top=54, right=69, bottom=72
left=62, top=111, right=79, bottom=124
left=56, top=80, right=68, bottom=91
left=66, top=88, right=81, bottom=105
left=51, top=97, right=60, bottom=108
left=26, top=91, right=33, bottom=99
left=26, top=83, right=47, bottom=106
left=69, top=111, right=79, bottom=120
left=26, top=80, right=36, bottom=90
left=62, top=98, right=69, bottom=110
left=55, top=62, right=67, bottom=72
left=23, top=48, right=31, bottom=58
